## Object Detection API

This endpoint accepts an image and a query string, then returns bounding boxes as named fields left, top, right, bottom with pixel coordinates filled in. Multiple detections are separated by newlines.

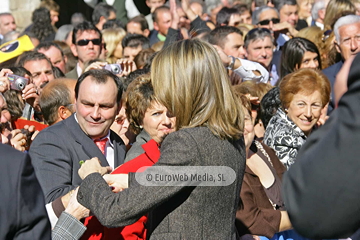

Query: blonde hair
left=323, top=0, right=356, bottom=30
left=102, top=27, right=126, bottom=63
left=297, top=26, right=326, bottom=67
left=151, top=39, right=244, bottom=140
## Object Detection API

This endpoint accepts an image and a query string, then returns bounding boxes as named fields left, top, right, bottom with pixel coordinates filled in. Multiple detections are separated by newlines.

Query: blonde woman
left=77, top=39, right=246, bottom=239
left=323, top=0, right=356, bottom=30
left=102, top=27, right=126, bottom=63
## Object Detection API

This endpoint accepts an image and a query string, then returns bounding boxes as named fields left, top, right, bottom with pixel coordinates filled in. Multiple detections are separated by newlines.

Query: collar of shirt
left=74, top=113, right=113, bottom=147
left=76, top=63, right=82, bottom=77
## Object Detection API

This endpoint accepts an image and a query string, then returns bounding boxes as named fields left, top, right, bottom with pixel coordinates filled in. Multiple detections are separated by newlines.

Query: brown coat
left=236, top=142, right=287, bottom=238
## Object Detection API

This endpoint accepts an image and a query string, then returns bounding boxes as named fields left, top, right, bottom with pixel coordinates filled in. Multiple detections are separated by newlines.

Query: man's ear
left=318, top=9, right=325, bottom=20
left=99, top=16, right=106, bottom=26
left=143, top=29, right=150, bottom=37
left=70, top=43, right=78, bottom=57
left=334, top=41, right=341, bottom=54
left=153, top=22, right=159, bottom=31
left=58, top=106, right=70, bottom=120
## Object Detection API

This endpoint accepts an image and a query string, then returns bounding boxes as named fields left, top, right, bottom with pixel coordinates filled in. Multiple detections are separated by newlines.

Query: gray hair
left=311, top=1, right=325, bottom=20
left=274, top=0, right=297, bottom=12
left=334, top=15, right=360, bottom=43
left=244, top=28, right=274, bottom=48
left=252, top=6, right=279, bottom=25
left=205, top=0, right=229, bottom=14
left=55, top=24, right=73, bottom=41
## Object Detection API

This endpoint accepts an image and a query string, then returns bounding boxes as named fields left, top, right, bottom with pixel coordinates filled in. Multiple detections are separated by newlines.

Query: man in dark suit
left=283, top=53, right=360, bottom=239
left=30, top=69, right=126, bottom=204
left=323, top=15, right=360, bottom=112
left=0, top=143, right=51, bottom=240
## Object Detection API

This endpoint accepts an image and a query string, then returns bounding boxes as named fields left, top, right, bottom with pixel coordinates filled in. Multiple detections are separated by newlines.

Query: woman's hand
left=78, top=157, right=112, bottom=179
left=115, top=58, right=137, bottom=77
left=8, top=129, right=27, bottom=152
left=22, top=83, right=40, bottom=111
left=0, top=68, right=12, bottom=93
left=317, top=103, right=329, bottom=127
left=103, top=174, right=129, bottom=192
left=84, top=61, right=107, bottom=73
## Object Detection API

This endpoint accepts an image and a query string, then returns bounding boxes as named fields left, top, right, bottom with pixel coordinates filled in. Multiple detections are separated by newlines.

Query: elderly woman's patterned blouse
left=263, top=108, right=307, bottom=169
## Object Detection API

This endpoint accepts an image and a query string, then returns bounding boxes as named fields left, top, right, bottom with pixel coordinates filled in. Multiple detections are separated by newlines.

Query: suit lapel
left=110, top=130, right=126, bottom=167
left=64, top=114, right=109, bottom=166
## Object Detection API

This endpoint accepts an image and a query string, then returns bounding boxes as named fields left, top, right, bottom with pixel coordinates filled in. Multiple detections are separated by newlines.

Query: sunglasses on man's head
left=76, top=39, right=102, bottom=46
left=258, top=18, right=280, bottom=25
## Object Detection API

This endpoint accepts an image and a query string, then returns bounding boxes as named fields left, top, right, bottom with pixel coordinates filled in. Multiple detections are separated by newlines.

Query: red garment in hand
left=81, top=139, right=160, bottom=240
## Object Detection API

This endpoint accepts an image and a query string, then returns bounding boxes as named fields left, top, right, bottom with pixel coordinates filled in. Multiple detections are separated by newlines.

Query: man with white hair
left=323, top=14, right=360, bottom=111
left=310, top=0, right=326, bottom=29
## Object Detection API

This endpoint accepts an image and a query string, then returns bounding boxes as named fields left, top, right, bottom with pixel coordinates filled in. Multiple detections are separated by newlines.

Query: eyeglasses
left=76, top=39, right=102, bottom=46
left=258, top=18, right=280, bottom=25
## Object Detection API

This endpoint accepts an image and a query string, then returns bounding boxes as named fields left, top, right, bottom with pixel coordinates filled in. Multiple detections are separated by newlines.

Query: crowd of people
left=1, top=0, right=360, bottom=239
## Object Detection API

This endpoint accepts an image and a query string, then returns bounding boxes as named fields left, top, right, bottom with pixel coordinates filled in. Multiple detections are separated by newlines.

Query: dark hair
left=103, top=19, right=125, bottom=30
left=260, top=87, right=281, bottom=128
left=39, top=80, right=73, bottom=125
left=92, top=2, right=116, bottom=25
left=216, top=7, right=240, bottom=26
left=123, top=68, right=150, bottom=91
left=53, top=66, right=65, bottom=78
left=244, top=28, right=274, bottom=48
left=72, top=21, right=102, bottom=45
left=30, top=7, right=55, bottom=42
left=35, top=41, right=65, bottom=57
left=152, top=6, right=170, bottom=23
left=274, top=0, right=297, bottom=12
left=233, top=4, right=251, bottom=15
left=134, top=48, right=155, bottom=69
left=75, top=69, right=123, bottom=103
left=122, top=34, right=150, bottom=49
left=208, top=26, right=243, bottom=48
left=280, top=37, right=321, bottom=79
left=17, top=51, right=52, bottom=67
left=127, top=15, right=149, bottom=31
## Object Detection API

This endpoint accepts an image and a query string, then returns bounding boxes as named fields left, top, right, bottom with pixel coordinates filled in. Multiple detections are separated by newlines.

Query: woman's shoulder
left=124, top=130, right=152, bottom=162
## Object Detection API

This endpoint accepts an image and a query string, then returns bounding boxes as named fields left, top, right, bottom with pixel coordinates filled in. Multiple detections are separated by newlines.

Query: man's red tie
left=94, top=138, right=108, bottom=155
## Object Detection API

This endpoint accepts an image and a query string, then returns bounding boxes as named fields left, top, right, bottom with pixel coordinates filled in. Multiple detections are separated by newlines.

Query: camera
left=104, top=64, right=122, bottom=74
left=7, top=74, right=29, bottom=91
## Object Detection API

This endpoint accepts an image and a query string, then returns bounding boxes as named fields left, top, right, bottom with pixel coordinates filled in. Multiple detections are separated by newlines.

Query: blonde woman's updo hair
left=151, top=39, right=244, bottom=140
left=102, top=27, right=126, bottom=63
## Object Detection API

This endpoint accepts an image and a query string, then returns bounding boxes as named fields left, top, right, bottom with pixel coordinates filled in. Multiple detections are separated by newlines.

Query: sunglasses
left=76, top=38, right=102, bottom=46
left=258, top=18, right=280, bottom=25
